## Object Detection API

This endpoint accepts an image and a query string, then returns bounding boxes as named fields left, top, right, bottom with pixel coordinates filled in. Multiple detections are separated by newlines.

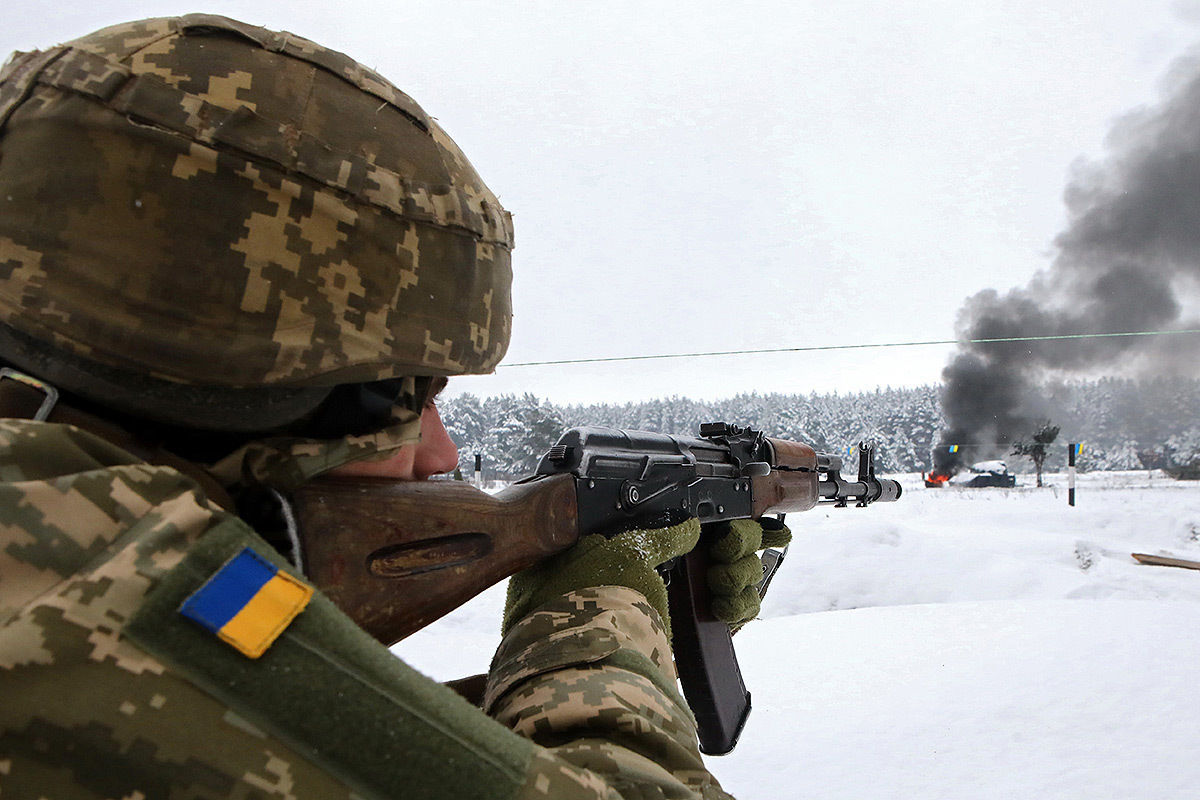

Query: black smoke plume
left=936, top=52, right=1200, bottom=473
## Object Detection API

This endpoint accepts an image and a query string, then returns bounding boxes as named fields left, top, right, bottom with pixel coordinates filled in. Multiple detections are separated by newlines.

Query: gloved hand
left=503, top=517, right=701, bottom=638
left=705, top=517, right=791, bottom=632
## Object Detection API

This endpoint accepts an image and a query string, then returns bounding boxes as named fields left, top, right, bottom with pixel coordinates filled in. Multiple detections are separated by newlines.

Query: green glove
left=503, top=517, right=701, bottom=638
left=705, top=517, right=792, bottom=632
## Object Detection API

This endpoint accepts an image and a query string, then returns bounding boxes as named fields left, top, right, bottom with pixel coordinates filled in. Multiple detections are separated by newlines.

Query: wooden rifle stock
left=292, top=473, right=579, bottom=645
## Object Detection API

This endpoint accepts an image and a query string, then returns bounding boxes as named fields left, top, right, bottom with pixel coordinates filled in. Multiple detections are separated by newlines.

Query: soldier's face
left=331, top=395, right=459, bottom=482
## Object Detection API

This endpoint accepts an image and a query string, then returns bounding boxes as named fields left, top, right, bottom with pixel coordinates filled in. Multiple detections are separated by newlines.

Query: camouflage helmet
left=0, top=15, right=512, bottom=430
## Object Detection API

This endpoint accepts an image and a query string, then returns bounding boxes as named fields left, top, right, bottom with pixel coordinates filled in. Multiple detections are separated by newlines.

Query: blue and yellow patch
left=179, top=547, right=313, bottom=658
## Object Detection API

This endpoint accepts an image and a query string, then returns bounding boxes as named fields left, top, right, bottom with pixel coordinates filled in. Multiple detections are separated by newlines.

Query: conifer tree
left=1011, top=422, right=1060, bottom=487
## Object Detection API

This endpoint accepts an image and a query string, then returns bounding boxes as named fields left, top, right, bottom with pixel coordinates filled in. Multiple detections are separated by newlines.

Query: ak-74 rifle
left=293, top=422, right=901, bottom=755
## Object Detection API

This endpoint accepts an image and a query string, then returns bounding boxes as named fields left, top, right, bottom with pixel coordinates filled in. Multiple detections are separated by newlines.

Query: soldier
left=0, top=15, right=783, bottom=798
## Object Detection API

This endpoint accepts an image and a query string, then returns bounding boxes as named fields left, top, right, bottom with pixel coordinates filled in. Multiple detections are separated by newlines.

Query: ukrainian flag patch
left=179, top=547, right=314, bottom=658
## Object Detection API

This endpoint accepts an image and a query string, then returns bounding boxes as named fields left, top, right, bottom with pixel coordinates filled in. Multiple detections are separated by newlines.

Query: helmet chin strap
left=0, top=322, right=333, bottom=433
left=0, top=366, right=237, bottom=511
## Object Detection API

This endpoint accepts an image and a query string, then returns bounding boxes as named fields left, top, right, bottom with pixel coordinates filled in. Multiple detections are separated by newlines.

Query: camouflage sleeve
left=484, top=587, right=734, bottom=800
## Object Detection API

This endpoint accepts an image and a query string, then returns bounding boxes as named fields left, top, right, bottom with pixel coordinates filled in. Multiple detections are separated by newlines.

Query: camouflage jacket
left=0, top=419, right=732, bottom=800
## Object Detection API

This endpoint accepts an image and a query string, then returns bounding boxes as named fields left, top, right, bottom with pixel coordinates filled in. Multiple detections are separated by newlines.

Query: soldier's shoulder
left=0, top=417, right=147, bottom=480
left=0, top=418, right=228, bottom=615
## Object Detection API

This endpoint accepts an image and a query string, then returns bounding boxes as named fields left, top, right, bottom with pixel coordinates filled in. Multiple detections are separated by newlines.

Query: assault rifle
left=293, top=422, right=901, bottom=755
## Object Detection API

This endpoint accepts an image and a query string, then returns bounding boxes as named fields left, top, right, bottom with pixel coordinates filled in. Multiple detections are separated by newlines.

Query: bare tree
left=1012, top=422, right=1061, bottom=488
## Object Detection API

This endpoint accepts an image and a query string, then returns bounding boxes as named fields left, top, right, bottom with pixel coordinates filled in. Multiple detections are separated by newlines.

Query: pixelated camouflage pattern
left=490, top=588, right=733, bottom=800
left=208, top=398, right=422, bottom=491
left=2, top=421, right=732, bottom=799
left=487, top=585, right=678, bottom=707
left=0, top=14, right=512, bottom=389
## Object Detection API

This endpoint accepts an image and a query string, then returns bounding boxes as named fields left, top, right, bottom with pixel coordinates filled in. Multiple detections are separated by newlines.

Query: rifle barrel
left=818, top=476, right=902, bottom=504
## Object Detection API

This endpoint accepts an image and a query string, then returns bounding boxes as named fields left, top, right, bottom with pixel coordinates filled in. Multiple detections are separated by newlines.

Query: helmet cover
left=0, top=14, right=513, bottom=392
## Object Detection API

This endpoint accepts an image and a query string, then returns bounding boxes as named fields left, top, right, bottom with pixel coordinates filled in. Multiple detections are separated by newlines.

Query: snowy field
left=393, top=470, right=1200, bottom=799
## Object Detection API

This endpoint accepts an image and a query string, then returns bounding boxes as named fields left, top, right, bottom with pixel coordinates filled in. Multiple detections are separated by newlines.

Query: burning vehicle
left=923, top=470, right=951, bottom=488
left=924, top=460, right=1016, bottom=488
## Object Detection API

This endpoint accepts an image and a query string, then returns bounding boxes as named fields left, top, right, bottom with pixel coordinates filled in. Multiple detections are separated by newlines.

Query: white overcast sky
left=5, top=2, right=1199, bottom=405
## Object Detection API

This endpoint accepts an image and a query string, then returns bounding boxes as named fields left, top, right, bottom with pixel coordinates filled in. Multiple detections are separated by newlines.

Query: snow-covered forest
left=441, top=377, right=1200, bottom=480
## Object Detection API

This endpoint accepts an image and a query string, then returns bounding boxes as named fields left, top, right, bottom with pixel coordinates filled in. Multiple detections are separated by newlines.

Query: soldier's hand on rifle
left=705, top=517, right=792, bottom=632
left=502, top=518, right=701, bottom=638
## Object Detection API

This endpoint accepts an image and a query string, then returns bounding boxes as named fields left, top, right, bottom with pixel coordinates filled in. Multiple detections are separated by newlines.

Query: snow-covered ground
left=393, top=470, right=1200, bottom=799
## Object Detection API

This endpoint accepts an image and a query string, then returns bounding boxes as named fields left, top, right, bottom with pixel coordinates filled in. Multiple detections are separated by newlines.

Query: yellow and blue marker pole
left=1068, top=443, right=1081, bottom=506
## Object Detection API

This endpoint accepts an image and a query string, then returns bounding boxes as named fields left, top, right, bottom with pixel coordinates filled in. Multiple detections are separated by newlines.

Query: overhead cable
left=499, top=328, right=1200, bottom=368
